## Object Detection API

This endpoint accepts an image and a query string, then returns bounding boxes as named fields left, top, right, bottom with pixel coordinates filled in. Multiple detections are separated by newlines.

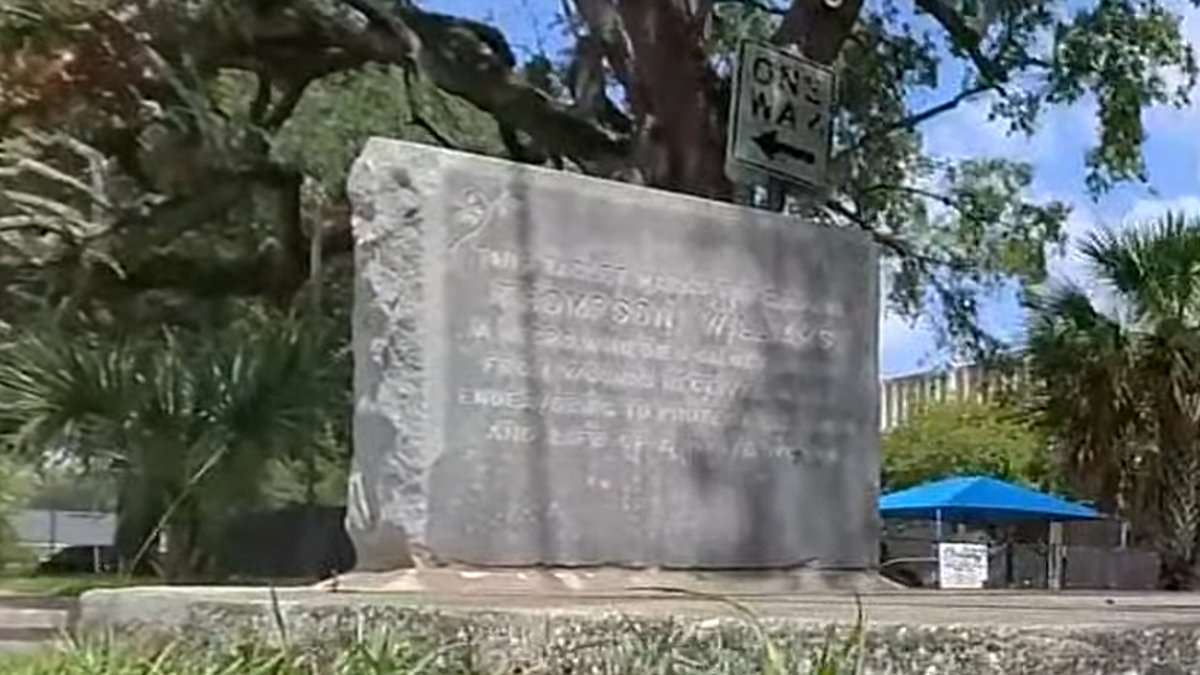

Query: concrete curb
left=76, top=586, right=1200, bottom=674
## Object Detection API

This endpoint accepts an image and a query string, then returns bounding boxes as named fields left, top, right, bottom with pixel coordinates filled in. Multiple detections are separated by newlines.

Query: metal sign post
left=725, top=40, right=836, bottom=210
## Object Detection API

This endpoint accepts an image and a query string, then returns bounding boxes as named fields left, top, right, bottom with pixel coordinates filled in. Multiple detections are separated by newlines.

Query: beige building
left=880, top=361, right=1030, bottom=431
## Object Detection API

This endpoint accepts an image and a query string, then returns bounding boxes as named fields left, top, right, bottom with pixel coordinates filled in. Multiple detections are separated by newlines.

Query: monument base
left=318, top=566, right=898, bottom=595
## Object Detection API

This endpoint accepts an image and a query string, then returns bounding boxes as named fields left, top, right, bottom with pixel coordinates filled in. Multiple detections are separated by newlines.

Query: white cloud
left=879, top=310, right=944, bottom=377
left=1038, top=190, right=1200, bottom=284
left=1121, top=195, right=1200, bottom=225
left=923, top=98, right=1017, bottom=160
left=922, top=94, right=1097, bottom=168
left=1045, top=194, right=1106, bottom=282
left=1043, top=194, right=1200, bottom=316
left=878, top=260, right=949, bottom=375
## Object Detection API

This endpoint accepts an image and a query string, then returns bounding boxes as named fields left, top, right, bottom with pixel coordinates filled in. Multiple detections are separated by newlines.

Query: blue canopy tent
left=880, top=475, right=1103, bottom=528
left=880, top=476, right=1105, bottom=589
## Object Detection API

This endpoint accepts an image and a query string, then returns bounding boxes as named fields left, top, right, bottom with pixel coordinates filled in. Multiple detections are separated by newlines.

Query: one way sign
left=726, top=41, right=836, bottom=191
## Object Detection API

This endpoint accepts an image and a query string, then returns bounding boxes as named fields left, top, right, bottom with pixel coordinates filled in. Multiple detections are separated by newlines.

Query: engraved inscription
left=449, top=239, right=855, bottom=469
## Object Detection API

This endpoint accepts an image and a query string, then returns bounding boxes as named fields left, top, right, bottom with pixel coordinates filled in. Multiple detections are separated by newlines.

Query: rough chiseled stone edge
left=80, top=597, right=1200, bottom=675
left=345, top=139, right=444, bottom=570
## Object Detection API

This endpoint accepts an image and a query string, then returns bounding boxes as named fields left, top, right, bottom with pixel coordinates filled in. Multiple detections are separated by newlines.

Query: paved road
left=340, top=589, right=1200, bottom=629
left=0, top=596, right=72, bottom=654
left=81, top=585, right=1200, bottom=631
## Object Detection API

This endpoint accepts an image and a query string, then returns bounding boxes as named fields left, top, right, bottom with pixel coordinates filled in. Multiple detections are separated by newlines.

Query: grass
left=0, top=593, right=870, bottom=674
left=0, top=573, right=317, bottom=598
left=0, top=626, right=869, bottom=675
left=0, top=635, right=463, bottom=675
left=0, top=574, right=148, bottom=598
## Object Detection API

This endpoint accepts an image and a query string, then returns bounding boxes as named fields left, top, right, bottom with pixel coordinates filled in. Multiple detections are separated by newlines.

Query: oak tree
left=0, top=0, right=1195, bottom=349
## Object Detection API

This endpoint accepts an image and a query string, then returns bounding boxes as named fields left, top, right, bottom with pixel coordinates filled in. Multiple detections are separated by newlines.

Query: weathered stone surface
left=346, top=139, right=879, bottom=570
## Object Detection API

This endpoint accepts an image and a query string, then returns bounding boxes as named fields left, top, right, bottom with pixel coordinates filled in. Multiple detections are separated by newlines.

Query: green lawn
left=0, top=574, right=147, bottom=598
left=0, top=574, right=316, bottom=598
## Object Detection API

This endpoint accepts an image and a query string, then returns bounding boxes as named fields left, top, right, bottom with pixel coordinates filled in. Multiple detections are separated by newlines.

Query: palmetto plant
left=0, top=315, right=343, bottom=578
left=1027, top=213, right=1200, bottom=587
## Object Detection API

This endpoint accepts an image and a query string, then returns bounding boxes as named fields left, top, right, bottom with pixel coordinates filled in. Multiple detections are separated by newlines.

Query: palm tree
left=0, top=315, right=344, bottom=579
left=1027, top=213, right=1200, bottom=588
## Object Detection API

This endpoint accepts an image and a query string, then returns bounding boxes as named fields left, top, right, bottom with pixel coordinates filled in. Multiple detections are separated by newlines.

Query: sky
left=423, top=0, right=1200, bottom=376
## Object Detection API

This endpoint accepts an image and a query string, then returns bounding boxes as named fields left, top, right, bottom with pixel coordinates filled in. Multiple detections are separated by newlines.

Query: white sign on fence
left=726, top=41, right=835, bottom=189
left=938, top=542, right=989, bottom=589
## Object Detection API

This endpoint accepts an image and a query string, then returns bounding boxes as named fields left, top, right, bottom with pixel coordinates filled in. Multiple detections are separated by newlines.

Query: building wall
left=880, top=361, right=1031, bottom=431
left=9, top=509, right=115, bottom=560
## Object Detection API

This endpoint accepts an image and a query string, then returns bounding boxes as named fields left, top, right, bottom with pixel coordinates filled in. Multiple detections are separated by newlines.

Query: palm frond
left=1081, top=213, right=1200, bottom=322
left=0, top=312, right=346, bottom=577
left=0, top=329, right=139, bottom=455
left=1025, top=280, right=1140, bottom=511
left=209, top=316, right=341, bottom=456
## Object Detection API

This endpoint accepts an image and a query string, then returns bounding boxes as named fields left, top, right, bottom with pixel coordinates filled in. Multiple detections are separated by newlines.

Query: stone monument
left=346, top=139, right=879, bottom=574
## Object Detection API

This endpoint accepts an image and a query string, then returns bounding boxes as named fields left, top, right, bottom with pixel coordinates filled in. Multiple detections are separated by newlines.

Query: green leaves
left=3, top=0, right=1197, bottom=360
left=940, top=159, right=1068, bottom=282
left=0, top=313, right=346, bottom=576
left=869, top=157, right=1069, bottom=358
left=274, top=65, right=506, bottom=194
left=0, top=330, right=137, bottom=457
left=1049, top=0, right=1198, bottom=193
left=0, top=317, right=336, bottom=456
left=883, top=399, right=1054, bottom=491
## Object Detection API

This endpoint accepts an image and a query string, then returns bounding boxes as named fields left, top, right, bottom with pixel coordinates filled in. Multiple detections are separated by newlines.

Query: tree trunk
left=162, top=499, right=208, bottom=581
left=775, top=0, right=866, bottom=64
left=1156, top=397, right=1200, bottom=589
left=1159, top=445, right=1200, bottom=589
left=591, top=2, right=730, bottom=199
left=113, top=474, right=162, bottom=576
left=606, top=0, right=865, bottom=201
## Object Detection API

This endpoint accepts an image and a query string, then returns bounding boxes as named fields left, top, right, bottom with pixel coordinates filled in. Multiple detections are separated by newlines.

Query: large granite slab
left=346, top=139, right=879, bottom=570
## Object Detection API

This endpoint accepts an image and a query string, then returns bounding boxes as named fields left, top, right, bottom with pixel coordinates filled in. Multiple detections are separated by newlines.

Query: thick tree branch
left=119, top=251, right=278, bottom=298
left=565, top=35, right=635, bottom=138
left=171, top=1, right=632, bottom=175
left=574, top=0, right=635, bottom=90
left=403, top=69, right=458, bottom=150
left=883, top=85, right=989, bottom=136
left=263, top=81, right=310, bottom=131
left=336, top=0, right=421, bottom=62
left=612, top=2, right=731, bottom=196
left=409, top=115, right=458, bottom=150
left=863, top=183, right=953, bottom=203
left=115, top=183, right=247, bottom=246
left=693, top=0, right=718, bottom=23
left=249, top=75, right=272, bottom=126
left=774, top=0, right=864, bottom=64
left=824, top=199, right=973, bottom=272
left=912, top=0, right=1007, bottom=89
left=838, top=84, right=989, bottom=161
left=94, top=215, right=351, bottom=302
left=823, top=199, right=908, bottom=256
left=395, top=6, right=632, bottom=175
left=860, top=183, right=975, bottom=218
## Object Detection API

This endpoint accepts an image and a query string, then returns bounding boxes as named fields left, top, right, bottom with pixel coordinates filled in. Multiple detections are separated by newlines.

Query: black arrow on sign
left=752, top=130, right=816, bottom=165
